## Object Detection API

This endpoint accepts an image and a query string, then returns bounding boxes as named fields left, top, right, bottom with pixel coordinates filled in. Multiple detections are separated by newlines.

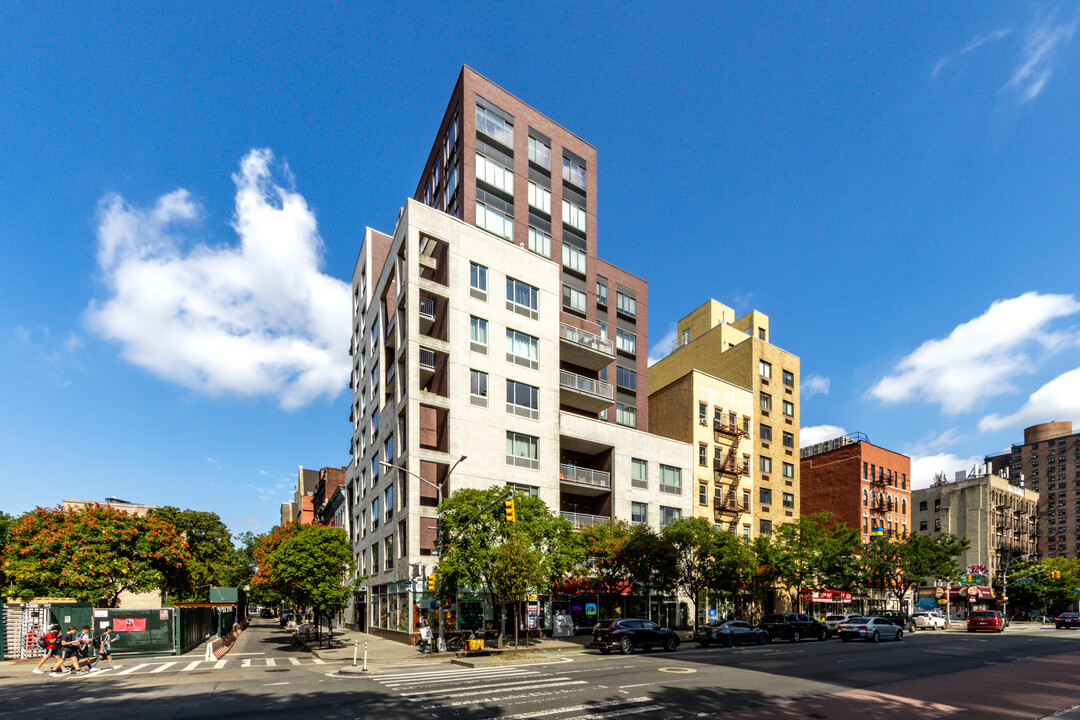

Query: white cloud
left=800, top=424, right=847, bottom=448
left=86, top=149, right=351, bottom=409
left=1005, top=10, right=1077, bottom=103
left=868, top=292, right=1080, bottom=414
left=979, top=366, right=1080, bottom=431
left=962, top=27, right=1013, bottom=55
left=802, top=374, right=830, bottom=399
left=910, top=452, right=983, bottom=490
left=648, top=324, right=678, bottom=367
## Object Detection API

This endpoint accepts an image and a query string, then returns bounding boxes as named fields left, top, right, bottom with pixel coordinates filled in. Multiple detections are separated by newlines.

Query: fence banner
left=114, top=618, right=148, bottom=632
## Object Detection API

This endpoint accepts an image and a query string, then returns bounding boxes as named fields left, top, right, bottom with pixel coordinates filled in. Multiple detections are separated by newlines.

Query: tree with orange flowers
left=2, top=504, right=191, bottom=607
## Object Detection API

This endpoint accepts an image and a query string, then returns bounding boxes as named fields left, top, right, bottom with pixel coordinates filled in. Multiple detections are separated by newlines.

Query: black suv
left=591, top=618, right=680, bottom=655
left=757, top=613, right=828, bottom=642
left=868, top=610, right=917, bottom=633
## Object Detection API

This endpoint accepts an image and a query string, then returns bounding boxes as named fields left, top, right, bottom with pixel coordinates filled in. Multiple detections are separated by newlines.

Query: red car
left=967, top=610, right=1004, bottom=633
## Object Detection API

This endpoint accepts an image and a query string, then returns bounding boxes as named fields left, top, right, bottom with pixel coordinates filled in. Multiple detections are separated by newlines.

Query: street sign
left=1013, top=579, right=1034, bottom=586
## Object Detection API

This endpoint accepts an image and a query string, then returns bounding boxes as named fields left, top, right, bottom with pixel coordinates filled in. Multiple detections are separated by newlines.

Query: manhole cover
left=658, top=667, right=696, bottom=674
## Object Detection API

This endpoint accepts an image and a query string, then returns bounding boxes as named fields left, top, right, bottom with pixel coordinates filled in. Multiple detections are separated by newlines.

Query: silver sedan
left=837, top=616, right=904, bottom=642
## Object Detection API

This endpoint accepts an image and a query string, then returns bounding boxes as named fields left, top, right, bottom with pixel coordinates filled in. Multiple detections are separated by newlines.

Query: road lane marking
left=496, top=698, right=657, bottom=719
left=419, top=687, right=602, bottom=710
left=289, top=657, right=301, bottom=665
left=266, top=658, right=276, bottom=667
left=242, top=659, right=252, bottom=667
left=230, top=653, right=266, bottom=656
left=214, top=659, right=227, bottom=669
left=384, top=669, right=537, bottom=687
left=407, top=679, right=586, bottom=702
left=264, top=682, right=289, bottom=686
left=117, top=664, right=148, bottom=675
left=150, top=663, right=176, bottom=673
left=313, top=659, right=325, bottom=664
left=182, top=661, right=203, bottom=671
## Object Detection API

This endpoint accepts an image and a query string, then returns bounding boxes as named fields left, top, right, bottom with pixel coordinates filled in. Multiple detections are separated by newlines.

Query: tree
left=490, top=527, right=550, bottom=647
left=0, top=511, right=15, bottom=591
left=251, top=523, right=359, bottom=640
left=575, top=520, right=677, bottom=618
left=3, top=504, right=191, bottom=607
left=1007, top=558, right=1080, bottom=616
left=767, top=512, right=862, bottom=611
left=663, top=517, right=719, bottom=625
left=861, top=533, right=969, bottom=608
left=229, top=531, right=262, bottom=591
left=710, top=529, right=757, bottom=616
left=435, top=486, right=579, bottom=646
left=148, top=506, right=238, bottom=602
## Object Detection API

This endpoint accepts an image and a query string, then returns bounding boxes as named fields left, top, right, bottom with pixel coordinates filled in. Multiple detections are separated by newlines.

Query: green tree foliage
left=861, top=533, right=969, bottom=607
left=765, top=512, right=862, bottom=610
left=663, top=517, right=719, bottom=623
left=436, top=487, right=578, bottom=644
left=1006, top=558, right=1080, bottom=615
left=575, top=520, right=677, bottom=617
left=0, top=511, right=15, bottom=590
left=251, top=523, right=358, bottom=619
left=3, top=505, right=191, bottom=607
left=229, top=530, right=262, bottom=590
left=148, top=506, right=238, bottom=602
left=490, top=527, right=550, bottom=646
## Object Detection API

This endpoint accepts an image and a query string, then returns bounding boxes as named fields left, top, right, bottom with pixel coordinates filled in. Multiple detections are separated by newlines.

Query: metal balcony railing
left=559, top=464, right=611, bottom=489
left=559, top=370, right=614, bottom=401
left=418, top=296, right=435, bottom=320
left=561, top=511, right=610, bottom=529
left=419, top=348, right=436, bottom=371
left=560, top=323, right=614, bottom=356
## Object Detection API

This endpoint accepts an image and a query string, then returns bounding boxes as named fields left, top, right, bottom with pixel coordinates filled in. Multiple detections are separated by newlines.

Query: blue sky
left=4, top=3, right=1080, bottom=537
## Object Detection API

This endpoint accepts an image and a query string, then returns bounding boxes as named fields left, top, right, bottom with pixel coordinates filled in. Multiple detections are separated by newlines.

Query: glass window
left=507, top=277, right=539, bottom=314
left=527, top=181, right=551, bottom=213
left=470, top=316, right=487, bottom=346
left=699, top=402, right=708, bottom=424
left=631, top=458, right=648, bottom=489
left=698, top=443, right=708, bottom=466
left=385, top=485, right=394, bottom=518
left=760, top=456, right=772, bottom=473
left=562, top=155, right=587, bottom=188
left=562, top=243, right=587, bottom=274
left=562, top=285, right=587, bottom=314
left=760, top=424, right=773, bottom=442
left=783, top=400, right=794, bottom=417
left=760, top=488, right=772, bottom=505
left=782, top=462, right=794, bottom=478
left=470, top=262, right=487, bottom=294
left=760, top=392, right=772, bottom=411
left=699, top=481, right=708, bottom=505
left=506, top=379, right=539, bottom=419
left=616, top=403, right=637, bottom=427
left=506, top=431, right=538, bottom=469
left=505, top=329, right=539, bottom=368
left=659, top=464, right=682, bottom=494
left=476, top=200, right=514, bottom=241
left=371, top=497, right=380, bottom=530
left=562, top=199, right=587, bottom=232
left=470, top=369, right=488, bottom=399
left=616, top=366, right=636, bottom=392
left=759, top=519, right=772, bottom=535
left=782, top=432, right=794, bottom=448
left=782, top=370, right=794, bottom=387
left=510, top=483, right=539, bottom=498
left=475, top=152, right=514, bottom=195
left=660, top=506, right=681, bottom=529
left=760, top=360, right=772, bottom=379
left=527, top=226, right=551, bottom=258
left=616, top=291, right=636, bottom=317
left=598, top=320, right=608, bottom=340
left=631, top=501, right=647, bottom=524
left=596, top=280, right=608, bottom=306
left=476, top=101, right=513, bottom=146
left=528, top=135, right=550, bottom=168
left=783, top=492, right=794, bottom=509
left=616, top=329, right=637, bottom=355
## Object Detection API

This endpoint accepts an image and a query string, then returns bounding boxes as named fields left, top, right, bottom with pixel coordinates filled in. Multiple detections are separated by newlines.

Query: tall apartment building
left=985, top=421, right=1078, bottom=559
left=912, top=470, right=1039, bottom=590
left=649, top=370, right=755, bottom=538
left=650, top=299, right=801, bottom=537
left=346, top=69, right=693, bottom=642
left=800, top=433, right=911, bottom=543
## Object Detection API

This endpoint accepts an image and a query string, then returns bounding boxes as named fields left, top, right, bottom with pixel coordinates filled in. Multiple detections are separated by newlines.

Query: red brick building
left=800, top=433, right=912, bottom=542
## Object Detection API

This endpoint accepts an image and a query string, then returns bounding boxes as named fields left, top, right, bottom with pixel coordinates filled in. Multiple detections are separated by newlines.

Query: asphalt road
left=2, top=621, right=1079, bottom=719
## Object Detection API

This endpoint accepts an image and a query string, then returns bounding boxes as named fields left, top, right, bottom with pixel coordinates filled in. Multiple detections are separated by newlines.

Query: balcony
left=559, top=464, right=611, bottom=496
left=561, top=511, right=611, bottom=530
left=419, top=347, right=436, bottom=385
left=559, top=323, right=614, bottom=370
left=418, top=295, right=435, bottom=335
left=559, top=370, right=614, bottom=413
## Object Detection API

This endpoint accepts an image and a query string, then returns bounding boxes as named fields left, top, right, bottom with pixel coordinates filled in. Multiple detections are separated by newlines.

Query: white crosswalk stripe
left=82, top=657, right=325, bottom=676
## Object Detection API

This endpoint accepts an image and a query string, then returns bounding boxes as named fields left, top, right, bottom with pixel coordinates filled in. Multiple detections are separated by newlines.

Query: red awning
left=948, top=585, right=994, bottom=600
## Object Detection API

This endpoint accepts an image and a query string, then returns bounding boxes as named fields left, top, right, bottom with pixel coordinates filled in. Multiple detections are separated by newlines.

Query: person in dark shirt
left=49, top=625, right=83, bottom=676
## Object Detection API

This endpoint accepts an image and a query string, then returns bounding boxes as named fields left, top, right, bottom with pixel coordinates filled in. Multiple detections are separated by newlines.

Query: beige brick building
left=649, top=300, right=801, bottom=536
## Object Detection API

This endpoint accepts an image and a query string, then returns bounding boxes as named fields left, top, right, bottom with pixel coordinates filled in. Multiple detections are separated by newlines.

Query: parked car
left=868, top=610, right=917, bottom=633
left=912, top=611, right=947, bottom=630
left=693, top=620, right=770, bottom=647
left=592, top=618, right=680, bottom=654
left=824, top=613, right=862, bottom=638
left=837, top=616, right=904, bottom=642
left=260, top=607, right=274, bottom=618
left=757, top=613, right=828, bottom=642
left=967, top=610, right=1004, bottom=633
left=930, top=610, right=951, bottom=628
left=1054, top=612, right=1080, bottom=629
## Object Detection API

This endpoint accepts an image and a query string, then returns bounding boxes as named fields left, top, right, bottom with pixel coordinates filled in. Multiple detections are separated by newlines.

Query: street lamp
left=380, top=454, right=467, bottom=652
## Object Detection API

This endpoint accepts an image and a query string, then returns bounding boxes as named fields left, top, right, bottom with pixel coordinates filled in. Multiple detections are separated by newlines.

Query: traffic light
left=1051, top=570, right=1061, bottom=580
left=427, top=573, right=437, bottom=591
left=504, top=498, right=516, bottom=523
left=966, top=575, right=972, bottom=583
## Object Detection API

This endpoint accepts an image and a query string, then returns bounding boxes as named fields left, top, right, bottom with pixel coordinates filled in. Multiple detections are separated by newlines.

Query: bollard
left=363, top=642, right=368, bottom=672
left=352, top=639, right=358, bottom=667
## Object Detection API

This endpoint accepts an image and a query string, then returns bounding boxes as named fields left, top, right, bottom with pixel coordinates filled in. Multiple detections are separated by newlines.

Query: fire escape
left=713, top=415, right=748, bottom=527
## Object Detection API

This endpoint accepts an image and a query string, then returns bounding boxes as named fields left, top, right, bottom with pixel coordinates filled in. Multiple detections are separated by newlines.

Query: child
left=78, top=626, right=98, bottom=672
left=94, top=630, right=119, bottom=670
left=49, top=625, right=82, bottom=676
left=32, top=625, right=60, bottom=674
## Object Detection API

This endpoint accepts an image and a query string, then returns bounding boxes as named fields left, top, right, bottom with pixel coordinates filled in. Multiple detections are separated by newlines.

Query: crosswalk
left=49, top=656, right=326, bottom=678
left=368, top=665, right=666, bottom=719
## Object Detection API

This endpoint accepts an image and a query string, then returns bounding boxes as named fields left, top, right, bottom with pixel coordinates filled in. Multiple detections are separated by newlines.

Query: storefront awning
left=799, top=589, right=853, bottom=603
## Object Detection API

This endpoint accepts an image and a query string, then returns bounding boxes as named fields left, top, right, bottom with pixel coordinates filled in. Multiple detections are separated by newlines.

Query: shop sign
left=799, top=589, right=852, bottom=603
left=585, top=603, right=597, bottom=616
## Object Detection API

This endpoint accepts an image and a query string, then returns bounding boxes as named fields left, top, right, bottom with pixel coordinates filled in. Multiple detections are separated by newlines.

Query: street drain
left=266, top=668, right=291, bottom=672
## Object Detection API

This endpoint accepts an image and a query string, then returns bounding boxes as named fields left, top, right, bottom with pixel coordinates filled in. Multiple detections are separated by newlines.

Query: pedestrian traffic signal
left=504, top=498, right=516, bottom=523
left=427, top=573, right=437, bottom=591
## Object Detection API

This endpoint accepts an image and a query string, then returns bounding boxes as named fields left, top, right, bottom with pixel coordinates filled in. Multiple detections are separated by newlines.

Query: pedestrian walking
left=50, top=625, right=83, bottom=676
left=94, top=630, right=119, bottom=670
left=33, top=625, right=61, bottom=674
left=78, top=625, right=99, bottom=672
